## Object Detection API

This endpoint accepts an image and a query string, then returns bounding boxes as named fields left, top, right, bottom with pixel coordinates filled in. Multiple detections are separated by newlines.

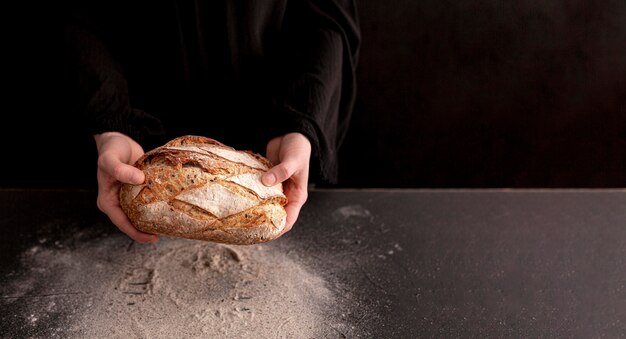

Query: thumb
left=99, top=153, right=145, bottom=184
left=115, top=164, right=145, bottom=185
left=262, top=160, right=298, bottom=186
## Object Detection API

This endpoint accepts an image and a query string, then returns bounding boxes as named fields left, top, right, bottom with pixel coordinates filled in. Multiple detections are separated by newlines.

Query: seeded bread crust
left=120, top=135, right=288, bottom=245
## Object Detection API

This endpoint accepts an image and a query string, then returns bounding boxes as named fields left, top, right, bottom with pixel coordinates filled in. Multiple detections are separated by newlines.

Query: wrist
left=284, top=132, right=312, bottom=150
left=94, top=132, right=138, bottom=154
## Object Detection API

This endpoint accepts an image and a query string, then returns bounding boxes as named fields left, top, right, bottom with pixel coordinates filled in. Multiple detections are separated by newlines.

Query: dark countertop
left=1, top=189, right=626, bottom=337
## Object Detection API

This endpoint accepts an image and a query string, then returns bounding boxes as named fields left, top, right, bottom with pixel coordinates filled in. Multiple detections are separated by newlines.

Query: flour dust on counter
left=1, top=230, right=358, bottom=338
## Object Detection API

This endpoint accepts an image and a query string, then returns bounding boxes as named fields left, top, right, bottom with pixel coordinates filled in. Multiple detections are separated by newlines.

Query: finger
left=282, top=203, right=300, bottom=233
left=96, top=174, right=156, bottom=243
left=281, top=182, right=308, bottom=233
left=98, top=153, right=145, bottom=184
left=105, top=205, right=159, bottom=243
left=96, top=172, right=122, bottom=213
left=262, top=160, right=299, bottom=186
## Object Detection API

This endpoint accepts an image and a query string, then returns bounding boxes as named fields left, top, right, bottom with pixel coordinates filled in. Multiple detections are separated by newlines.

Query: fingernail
left=263, top=173, right=276, bottom=186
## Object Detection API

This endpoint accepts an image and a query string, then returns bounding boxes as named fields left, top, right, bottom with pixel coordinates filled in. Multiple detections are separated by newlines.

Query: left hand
left=94, top=132, right=158, bottom=243
left=262, top=132, right=312, bottom=235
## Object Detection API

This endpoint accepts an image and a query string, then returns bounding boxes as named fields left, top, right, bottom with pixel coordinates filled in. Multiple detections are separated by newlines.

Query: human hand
left=262, top=132, right=312, bottom=235
left=94, top=132, right=159, bottom=243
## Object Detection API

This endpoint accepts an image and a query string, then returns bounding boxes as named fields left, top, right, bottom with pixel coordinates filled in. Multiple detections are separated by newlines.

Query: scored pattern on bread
left=120, top=136, right=288, bottom=245
left=176, top=183, right=257, bottom=219
left=166, top=145, right=269, bottom=171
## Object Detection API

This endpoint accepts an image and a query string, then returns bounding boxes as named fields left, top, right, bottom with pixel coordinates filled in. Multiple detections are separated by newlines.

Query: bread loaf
left=119, top=135, right=287, bottom=245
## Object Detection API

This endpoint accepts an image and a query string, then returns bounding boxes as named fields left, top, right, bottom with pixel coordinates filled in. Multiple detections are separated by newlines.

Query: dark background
left=3, top=1, right=626, bottom=189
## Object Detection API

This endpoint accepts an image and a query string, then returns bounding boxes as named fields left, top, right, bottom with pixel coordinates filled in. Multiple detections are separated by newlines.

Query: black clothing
left=65, top=0, right=360, bottom=184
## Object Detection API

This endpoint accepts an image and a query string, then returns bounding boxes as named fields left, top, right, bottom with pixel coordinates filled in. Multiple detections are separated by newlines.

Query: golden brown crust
left=120, top=135, right=287, bottom=244
left=161, top=135, right=224, bottom=147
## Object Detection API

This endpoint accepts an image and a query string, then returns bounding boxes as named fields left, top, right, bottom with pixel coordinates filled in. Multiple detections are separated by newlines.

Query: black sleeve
left=65, top=3, right=164, bottom=145
left=273, top=0, right=361, bottom=184
left=65, top=0, right=360, bottom=184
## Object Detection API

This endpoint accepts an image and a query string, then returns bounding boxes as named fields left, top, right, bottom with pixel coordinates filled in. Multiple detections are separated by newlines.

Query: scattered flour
left=2, top=235, right=348, bottom=338
left=332, top=205, right=372, bottom=221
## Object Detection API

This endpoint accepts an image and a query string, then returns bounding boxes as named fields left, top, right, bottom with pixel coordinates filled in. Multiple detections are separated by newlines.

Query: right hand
left=94, top=132, right=159, bottom=243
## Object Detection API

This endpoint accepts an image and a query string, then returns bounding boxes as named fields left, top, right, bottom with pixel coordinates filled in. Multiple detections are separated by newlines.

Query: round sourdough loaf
left=119, top=135, right=287, bottom=244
